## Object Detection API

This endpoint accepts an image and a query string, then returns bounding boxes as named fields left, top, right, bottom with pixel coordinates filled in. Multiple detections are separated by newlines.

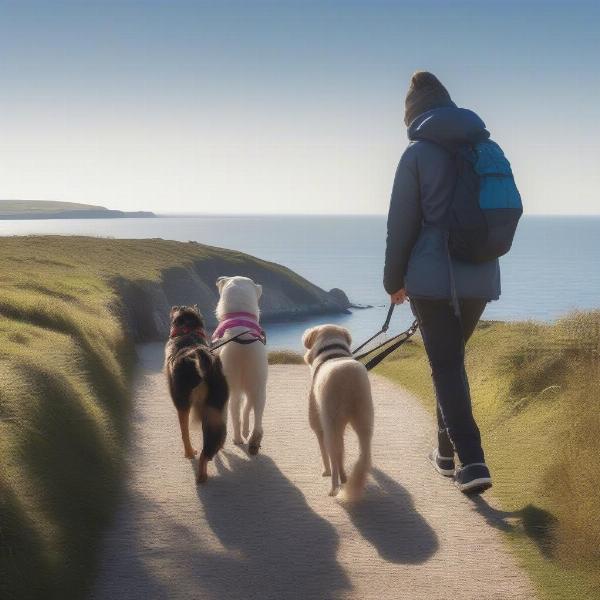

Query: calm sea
left=1, top=215, right=598, bottom=350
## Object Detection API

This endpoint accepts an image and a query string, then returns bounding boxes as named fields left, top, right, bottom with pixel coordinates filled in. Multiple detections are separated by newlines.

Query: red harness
left=169, top=325, right=207, bottom=340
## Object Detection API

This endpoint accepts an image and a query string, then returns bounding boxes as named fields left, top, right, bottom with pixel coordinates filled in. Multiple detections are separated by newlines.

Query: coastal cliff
left=114, top=243, right=350, bottom=340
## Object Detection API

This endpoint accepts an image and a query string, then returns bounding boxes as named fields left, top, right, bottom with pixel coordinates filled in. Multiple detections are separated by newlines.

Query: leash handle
left=381, top=303, right=395, bottom=332
left=351, top=302, right=396, bottom=355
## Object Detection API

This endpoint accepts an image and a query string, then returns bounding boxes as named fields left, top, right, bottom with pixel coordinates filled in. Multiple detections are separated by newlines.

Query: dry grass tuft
left=268, top=350, right=305, bottom=365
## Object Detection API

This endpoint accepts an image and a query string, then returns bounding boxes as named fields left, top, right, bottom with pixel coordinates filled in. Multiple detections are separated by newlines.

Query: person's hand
left=390, top=288, right=408, bottom=305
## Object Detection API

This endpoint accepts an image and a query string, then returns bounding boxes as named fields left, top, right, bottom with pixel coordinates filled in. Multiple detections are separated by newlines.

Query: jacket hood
left=408, top=106, right=489, bottom=145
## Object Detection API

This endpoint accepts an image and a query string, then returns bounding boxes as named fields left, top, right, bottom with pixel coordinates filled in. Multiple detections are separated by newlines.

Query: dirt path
left=91, top=343, right=536, bottom=600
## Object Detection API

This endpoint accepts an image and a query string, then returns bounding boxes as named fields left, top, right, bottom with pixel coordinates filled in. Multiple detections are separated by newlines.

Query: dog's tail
left=191, top=349, right=228, bottom=459
left=191, top=348, right=229, bottom=418
left=339, top=417, right=373, bottom=503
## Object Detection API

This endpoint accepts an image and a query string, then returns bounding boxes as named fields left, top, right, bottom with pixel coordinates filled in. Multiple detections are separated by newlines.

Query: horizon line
left=154, top=212, right=600, bottom=218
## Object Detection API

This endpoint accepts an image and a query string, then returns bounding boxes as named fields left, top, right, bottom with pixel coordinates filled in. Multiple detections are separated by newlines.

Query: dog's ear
left=216, top=276, right=230, bottom=293
left=302, top=326, right=320, bottom=350
left=192, top=304, right=200, bottom=313
left=170, top=305, right=180, bottom=317
left=255, top=283, right=263, bottom=299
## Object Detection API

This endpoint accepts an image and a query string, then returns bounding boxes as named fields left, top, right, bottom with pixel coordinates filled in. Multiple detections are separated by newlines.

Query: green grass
left=0, top=285, right=132, bottom=598
left=268, top=350, right=305, bottom=364
left=375, top=313, right=600, bottom=600
left=0, top=235, right=326, bottom=600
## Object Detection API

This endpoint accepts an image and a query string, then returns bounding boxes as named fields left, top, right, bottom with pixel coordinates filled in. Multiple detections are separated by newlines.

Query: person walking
left=384, top=71, right=510, bottom=494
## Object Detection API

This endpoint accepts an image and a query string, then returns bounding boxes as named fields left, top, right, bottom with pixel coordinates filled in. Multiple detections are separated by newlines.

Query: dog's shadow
left=342, top=468, right=438, bottom=564
left=194, top=450, right=350, bottom=599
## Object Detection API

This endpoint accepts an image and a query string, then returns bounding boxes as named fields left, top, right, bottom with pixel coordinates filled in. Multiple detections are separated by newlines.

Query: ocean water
left=1, top=215, right=599, bottom=350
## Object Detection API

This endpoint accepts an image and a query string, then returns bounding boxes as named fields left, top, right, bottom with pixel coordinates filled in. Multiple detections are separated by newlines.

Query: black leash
left=356, top=319, right=419, bottom=371
left=169, top=330, right=266, bottom=362
left=210, top=329, right=267, bottom=352
left=352, top=303, right=419, bottom=371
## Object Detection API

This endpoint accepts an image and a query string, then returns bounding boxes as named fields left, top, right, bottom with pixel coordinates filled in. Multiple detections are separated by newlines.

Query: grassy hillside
left=0, top=200, right=105, bottom=213
left=0, top=200, right=155, bottom=219
left=0, top=235, right=342, bottom=600
left=374, top=313, right=600, bottom=600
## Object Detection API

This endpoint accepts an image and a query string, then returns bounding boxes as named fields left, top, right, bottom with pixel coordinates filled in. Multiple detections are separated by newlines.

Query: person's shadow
left=469, top=495, right=557, bottom=558
left=342, top=468, right=438, bottom=564
left=195, top=450, right=351, bottom=600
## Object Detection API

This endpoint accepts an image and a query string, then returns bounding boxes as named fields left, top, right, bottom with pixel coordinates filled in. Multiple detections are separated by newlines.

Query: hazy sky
left=0, top=0, right=599, bottom=214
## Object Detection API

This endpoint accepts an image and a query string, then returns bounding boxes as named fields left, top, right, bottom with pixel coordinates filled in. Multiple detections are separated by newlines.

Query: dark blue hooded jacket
left=383, top=106, right=501, bottom=301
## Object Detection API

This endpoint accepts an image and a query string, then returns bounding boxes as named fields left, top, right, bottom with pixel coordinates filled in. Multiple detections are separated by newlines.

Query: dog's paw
left=196, top=458, right=208, bottom=484
left=329, top=487, right=340, bottom=497
left=322, top=469, right=331, bottom=477
left=248, top=432, right=263, bottom=456
left=184, top=448, right=198, bottom=459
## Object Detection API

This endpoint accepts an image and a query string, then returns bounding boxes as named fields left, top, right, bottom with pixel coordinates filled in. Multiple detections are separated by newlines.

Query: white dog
left=213, top=276, right=268, bottom=455
left=303, top=324, right=373, bottom=500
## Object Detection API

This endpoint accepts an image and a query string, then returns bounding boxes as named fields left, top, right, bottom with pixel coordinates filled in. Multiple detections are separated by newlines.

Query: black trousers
left=411, top=298, right=487, bottom=466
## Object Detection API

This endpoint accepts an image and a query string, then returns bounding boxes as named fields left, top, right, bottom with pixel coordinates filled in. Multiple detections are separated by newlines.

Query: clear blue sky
left=0, top=0, right=598, bottom=214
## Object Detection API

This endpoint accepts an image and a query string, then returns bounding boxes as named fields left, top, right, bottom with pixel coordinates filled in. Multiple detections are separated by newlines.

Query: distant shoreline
left=0, top=200, right=155, bottom=220
left=0, top=210, right=156, bottom=220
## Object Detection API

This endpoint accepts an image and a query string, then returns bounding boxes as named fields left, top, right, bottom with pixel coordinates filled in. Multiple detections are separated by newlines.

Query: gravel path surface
left=91, top=343, right=536, bottom=600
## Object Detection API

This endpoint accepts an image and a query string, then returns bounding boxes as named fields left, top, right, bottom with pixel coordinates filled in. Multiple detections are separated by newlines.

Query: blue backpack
left=447, top=140, right=522, bottom=263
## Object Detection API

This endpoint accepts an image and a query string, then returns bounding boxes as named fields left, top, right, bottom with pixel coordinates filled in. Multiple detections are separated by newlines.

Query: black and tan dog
left=165, top=305, right=229, bottom=483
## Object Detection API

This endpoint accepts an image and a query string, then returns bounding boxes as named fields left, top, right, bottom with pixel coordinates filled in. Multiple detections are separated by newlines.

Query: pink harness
left=212, top=311, right=266, bottom=344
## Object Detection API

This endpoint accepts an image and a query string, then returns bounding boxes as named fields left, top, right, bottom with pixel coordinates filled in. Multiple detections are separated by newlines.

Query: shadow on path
left=343, top=468, right=438, bottom=564
left=470, top=496, right=557, bottom=558
left=90, top=490, right=191, bottom=600
left=195, top=450, right=351, bottom=600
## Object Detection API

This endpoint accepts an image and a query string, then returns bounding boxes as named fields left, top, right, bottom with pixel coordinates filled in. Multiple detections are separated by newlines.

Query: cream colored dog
left=214, top=276, right=268, bottom=455
left=303, top=324, right=373, bottom=500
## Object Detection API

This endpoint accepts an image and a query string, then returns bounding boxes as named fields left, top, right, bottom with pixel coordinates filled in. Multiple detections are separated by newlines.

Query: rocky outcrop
left=327, top=288, right=351, bottom=310
left=114, top=254, right=350, bottom=342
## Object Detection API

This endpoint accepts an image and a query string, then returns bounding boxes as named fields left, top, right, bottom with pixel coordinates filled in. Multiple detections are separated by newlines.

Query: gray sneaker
left=454, top=463, right=492, bottom=494
left=428, top=448, right=455, bottom=477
